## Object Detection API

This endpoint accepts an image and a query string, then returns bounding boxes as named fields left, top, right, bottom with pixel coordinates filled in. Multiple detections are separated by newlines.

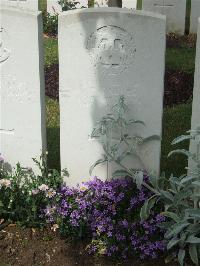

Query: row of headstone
left=1, top=6, right=200, bottom=187
left=47, top=0, right=137, bottom=13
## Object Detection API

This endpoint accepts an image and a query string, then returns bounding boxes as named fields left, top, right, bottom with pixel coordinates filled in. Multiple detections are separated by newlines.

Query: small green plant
left=43, top=12, right=58, bottom=37
left=58, top=0, right=79, bottom=10
left=140, top=127, right=200, bottom=265
left=0, top=153, right=63, bottom=227
left=90, top=95, right=160, bottom=188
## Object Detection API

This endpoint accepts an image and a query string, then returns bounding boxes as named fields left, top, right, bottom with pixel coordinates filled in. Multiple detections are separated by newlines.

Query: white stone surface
left=0, top=7, right=46, bottom=171
left=47, top=0, right=62, bottom=14
left=0, top=0, right=38, bottom=10
left=190, top=0, right=200, bottom=33
left=142, top=0, right=186, bottom=35
left=59, top=8, right=166, bottom=186
left=47, top=0, right=88, bottom=14
left=189, top=18, right=200, bottom=169
left=122, top=0, right=137, bottom=9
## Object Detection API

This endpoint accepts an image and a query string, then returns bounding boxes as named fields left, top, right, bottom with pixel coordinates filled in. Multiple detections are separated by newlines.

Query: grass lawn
left=46, top=97, right=192, bottom=178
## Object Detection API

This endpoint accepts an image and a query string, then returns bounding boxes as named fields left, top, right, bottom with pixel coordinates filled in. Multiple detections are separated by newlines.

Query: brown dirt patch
left=166, top=33, right=197, bottom=48
left=0, top=225, right=177, bottom=266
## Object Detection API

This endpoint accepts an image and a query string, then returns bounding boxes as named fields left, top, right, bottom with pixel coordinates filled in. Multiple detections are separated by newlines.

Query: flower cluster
left=43, top=176, right=166, bottom=259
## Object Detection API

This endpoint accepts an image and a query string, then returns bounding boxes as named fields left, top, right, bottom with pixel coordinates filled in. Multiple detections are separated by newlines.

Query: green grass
left=39, top=0, right=46, bottom=12
left=44, top=37, right=58, bottom=67
left=46, top=97, right=192, bottom=177
left=166, top=46, right=196, bottom=73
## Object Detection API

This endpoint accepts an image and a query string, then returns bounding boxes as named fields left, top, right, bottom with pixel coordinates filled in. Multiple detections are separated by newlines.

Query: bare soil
left=0, top=225, right=177, bottom=266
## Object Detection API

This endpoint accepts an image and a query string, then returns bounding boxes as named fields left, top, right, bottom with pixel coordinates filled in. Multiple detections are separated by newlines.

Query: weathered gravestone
left=0, top=7, right=46, bottom=171
left=0, top=0, right=38, bottom=10
left=142, top=0, right=186, bottom=35
left=190, top=0, right=200, bottom=33
left=189, top=18, right=200, bottom=168
left=59, top=8, right=166, bottom=186
left=122, top=0, right=137, bottom=9
left=47, top=0, right=88, bottom=14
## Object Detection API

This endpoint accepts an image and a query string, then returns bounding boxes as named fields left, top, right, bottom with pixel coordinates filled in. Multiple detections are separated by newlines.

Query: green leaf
left=189, top=244, right=199, bottom=265
left=185, top=209, right=200, bottom=218
left=192, top=181, right=200, bottom=187
left=178, top=249, right=185, bottom=266
left=128, top=119, right=145, bottom=126
left=162, top=211, right=181, bottom=222
left=135, top=171, right=144, bottom=189
left=186, top=236, right=200, bottom=244
left=140, top=196, right=157, bottom=220
left=171, top=134, right=193, bottom=145
left=168, top=149, right=194, bottom=159
left=165, top=222, right=190, bottom=239
left=160, top=190, right=174, bottom=202
left=112, top=169, right=130, bottom=178
left=140, top=135, right=161, bottom=144
left=89, top=157, right=107, bottom=175
left=180, top=176, right=195, bottom=184
left=167, top=238, right=180, bottom=250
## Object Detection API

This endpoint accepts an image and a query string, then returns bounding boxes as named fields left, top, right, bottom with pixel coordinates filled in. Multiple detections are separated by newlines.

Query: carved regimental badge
left=87, top=25, right=136, bottom=75
left=0, top=27, right=10, bottom=64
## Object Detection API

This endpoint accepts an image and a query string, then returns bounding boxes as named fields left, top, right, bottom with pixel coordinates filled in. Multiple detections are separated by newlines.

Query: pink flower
left=0, top=179, right=11, bottom=188
left=46, top=189, right=56, bottom=198
left=0, top=154, right=5, bottom=163
left=31, top=189, right=39, bottom=195
left=38, top=184, right=49, bottom=191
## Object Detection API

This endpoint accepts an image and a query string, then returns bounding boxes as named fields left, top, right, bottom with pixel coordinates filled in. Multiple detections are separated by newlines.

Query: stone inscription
left=0, top=27, right=10, bottom=64
left=87, top=25, right=136, bottom=75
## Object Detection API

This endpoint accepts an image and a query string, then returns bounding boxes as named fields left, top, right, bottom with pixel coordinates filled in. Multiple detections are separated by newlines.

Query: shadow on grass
left=47, top=127, right=60, bottom=171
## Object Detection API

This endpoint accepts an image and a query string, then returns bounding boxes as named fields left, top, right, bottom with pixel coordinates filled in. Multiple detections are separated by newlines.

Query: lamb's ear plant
left=140, top=127, right=200, bottom=266
left=90, top=95, right=160, bottom=188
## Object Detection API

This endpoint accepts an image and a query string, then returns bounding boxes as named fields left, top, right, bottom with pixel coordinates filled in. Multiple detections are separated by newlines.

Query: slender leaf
left=178, top=249, right=185, bottom=266
left=189, top=244, right=199, bottom=265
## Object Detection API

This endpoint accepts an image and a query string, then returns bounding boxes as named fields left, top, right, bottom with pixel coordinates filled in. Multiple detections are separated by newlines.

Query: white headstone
left=142, top=0, right=186, bottom=35
left=190, top=0, right=200, bottom=33
left=0, top=0, right=38, bottom=10
left=0, top=7, right=46, bottom=171
left=189, top=18, right=200, bottom=167
left=122, top=0, right=137, bottom=9
left=47, top=0, right=62, bottom=14
left=59, top=8, right=166, bottom=186
left=47, top=0, right=88, bottom=14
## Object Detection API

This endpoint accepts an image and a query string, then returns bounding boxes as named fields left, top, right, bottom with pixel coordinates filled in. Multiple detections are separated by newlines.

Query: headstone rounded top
left=59, top=7, right=166, bottom=21
left=0, top=5, right=41, bottom=16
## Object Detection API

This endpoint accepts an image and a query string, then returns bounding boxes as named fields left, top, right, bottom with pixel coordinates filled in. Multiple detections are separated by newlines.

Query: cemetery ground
left=0, top=34, right=195, bottom=266
left=0, top=9, right=199, bottom=265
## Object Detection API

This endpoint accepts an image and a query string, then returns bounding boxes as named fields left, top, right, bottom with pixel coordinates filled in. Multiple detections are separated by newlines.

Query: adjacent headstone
left=122, top=0, right=137, bottom=9
left=59, top=8, right=166, bottom=186
left=190, top=0, right=200, bottom=33
left=142, top=0, right=186, bottom=35
left=47, top=0, right=62, bottom=14
left=0, top=7, right=46, bottom=171
left=0, top=0, right=38, bottom=10
left=189, top=18, right=200, bottom=169
left=47, top=0, right=88, bottom=14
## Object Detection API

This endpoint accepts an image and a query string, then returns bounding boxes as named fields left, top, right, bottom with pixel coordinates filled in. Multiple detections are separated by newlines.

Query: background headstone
left=59, top=8, right=166, bottom=186
left=190, top=0, right=200, bottom=33
left=0, top=0, right=38, bottom=10
left=189, top=18, right=200, bottom=169
left=47, top=0, right=62, bottom=14
left=47, top=0, right=88, bottom=14
left=0, top=7, right=46, bottom=171
left=142, top=0, right=186, bottom=35
left=122, top=0, right=137, bottom=9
